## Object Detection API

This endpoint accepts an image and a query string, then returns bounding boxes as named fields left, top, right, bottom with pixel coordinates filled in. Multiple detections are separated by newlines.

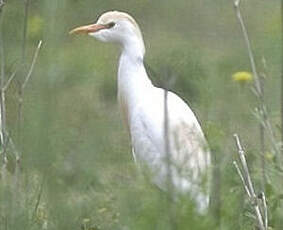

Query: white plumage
left=70, top=11, right=211, bottom=211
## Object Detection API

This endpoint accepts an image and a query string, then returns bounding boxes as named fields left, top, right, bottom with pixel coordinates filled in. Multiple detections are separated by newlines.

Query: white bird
left=70, top=11, right=211, bottom=211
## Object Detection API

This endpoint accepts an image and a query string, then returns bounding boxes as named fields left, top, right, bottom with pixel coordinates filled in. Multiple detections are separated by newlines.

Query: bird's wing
left=169, top=118, right=210, bottom=180
left=167, top=91, right=211, bottom=186
left=128, top=88, right=210, bottom=211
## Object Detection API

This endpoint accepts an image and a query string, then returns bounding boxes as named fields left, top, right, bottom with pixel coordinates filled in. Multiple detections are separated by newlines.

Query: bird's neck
left=122, top=35, right=145, bottom=59
left=118, top=40, right=153, bottom=110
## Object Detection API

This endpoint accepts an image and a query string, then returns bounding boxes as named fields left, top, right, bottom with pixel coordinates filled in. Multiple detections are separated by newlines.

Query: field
left=0, top=0, right=282, bottom=229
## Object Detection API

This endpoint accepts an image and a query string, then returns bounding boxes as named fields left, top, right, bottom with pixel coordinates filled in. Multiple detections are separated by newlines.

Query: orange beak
left=69, top=24, right=107, bottom=35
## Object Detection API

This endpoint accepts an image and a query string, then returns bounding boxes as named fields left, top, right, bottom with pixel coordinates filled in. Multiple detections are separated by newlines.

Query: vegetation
left=0, top=0, right=282, bottom=229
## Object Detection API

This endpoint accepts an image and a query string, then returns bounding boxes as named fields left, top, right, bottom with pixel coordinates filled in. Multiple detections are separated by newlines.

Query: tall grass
left=0, top=0, right=282, bottom=229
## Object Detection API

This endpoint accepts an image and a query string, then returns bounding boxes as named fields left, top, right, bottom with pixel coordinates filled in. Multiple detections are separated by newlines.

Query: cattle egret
left=70, top=11, right=211, bottom=211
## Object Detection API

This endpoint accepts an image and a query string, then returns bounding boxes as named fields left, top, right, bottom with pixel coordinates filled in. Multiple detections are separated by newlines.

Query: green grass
left=0, top=0, right=283, bottom=229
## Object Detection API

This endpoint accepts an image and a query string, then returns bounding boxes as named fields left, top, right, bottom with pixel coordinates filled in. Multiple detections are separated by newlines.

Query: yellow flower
left=232, top=71, right=253, bottom=83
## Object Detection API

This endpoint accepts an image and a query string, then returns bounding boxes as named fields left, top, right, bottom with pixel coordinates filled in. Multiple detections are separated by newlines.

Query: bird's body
left=70, top=11, right=211, bottom=211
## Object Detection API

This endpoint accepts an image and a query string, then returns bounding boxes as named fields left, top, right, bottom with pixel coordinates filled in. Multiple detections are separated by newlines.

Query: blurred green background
left=0, top=0, right=282, bottom=229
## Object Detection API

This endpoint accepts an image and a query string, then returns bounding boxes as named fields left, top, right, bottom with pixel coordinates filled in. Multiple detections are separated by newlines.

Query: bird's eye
left=106, top=22, right=116, bottom=29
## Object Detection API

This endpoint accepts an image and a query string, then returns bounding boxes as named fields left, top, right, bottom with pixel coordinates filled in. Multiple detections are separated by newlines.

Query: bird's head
left=70, top=11, right=145, bottom=56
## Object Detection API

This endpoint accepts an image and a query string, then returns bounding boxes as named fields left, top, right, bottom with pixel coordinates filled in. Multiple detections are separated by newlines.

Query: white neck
left=122, top=34, right=145, bottom=59
left=118, top=36, right=153, bottom=111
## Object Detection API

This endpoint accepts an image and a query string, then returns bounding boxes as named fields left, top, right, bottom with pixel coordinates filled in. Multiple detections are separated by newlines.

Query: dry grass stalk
left=233, top=134, right=268, bottom=230
left=163, top=74, right=177, bottom=230
left=234, top=0, right=282, bottom=174
left=0, top=0, right=7, bottom=181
